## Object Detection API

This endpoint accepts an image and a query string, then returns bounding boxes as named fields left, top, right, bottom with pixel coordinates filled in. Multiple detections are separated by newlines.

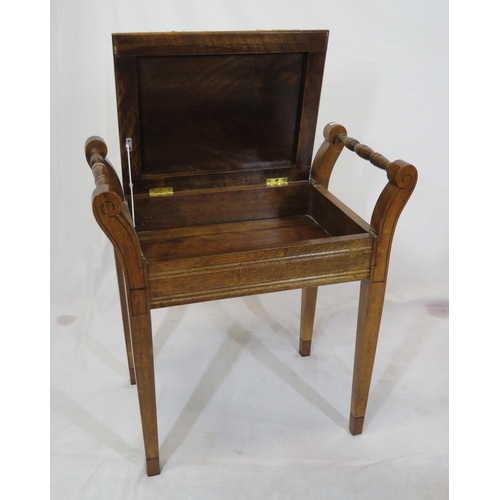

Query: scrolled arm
left=311, top=123, right=418, bottom=283
left=84, top=136, right=148, bottom=293
left=310, top=123, right=347, bottom=188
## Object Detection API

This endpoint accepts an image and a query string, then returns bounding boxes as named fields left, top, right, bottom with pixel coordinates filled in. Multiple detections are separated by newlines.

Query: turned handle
left=84, top=136, right=124, bottom=200
left=336, top=133, right=391, bottom=171
left=85, top=136, right=110, bottom=187
left=324, top=123, right=417, bottom=189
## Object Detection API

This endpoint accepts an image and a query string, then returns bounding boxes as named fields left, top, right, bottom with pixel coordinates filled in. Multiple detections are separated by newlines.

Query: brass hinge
left=266, top=177, right=288, bottom=187
left=149, top=187, right=173, bottom=197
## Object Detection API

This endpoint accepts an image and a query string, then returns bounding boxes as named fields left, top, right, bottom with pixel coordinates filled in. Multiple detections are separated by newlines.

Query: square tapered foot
left=146, top=457, right=161, bottom=476
left=349, top=414, right=365, bottom=435
left=129, top=368, right=136, bottom=385
left=299, top=339, right=311, bottom=357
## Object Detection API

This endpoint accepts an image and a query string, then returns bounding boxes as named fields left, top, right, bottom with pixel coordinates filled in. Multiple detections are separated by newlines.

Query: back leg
left=114, top=250, right=136, bottom=385
left=299, top=287, right=318, bottom=357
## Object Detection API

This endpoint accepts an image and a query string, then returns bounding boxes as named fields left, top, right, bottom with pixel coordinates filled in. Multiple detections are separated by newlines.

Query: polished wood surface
left=138, top=216, right=331, bottom=261
left=145, top=233, right=372, bottom=309
left=137, top=53, right=304, bottom=174
left=85, top=30, right=417, bottom=476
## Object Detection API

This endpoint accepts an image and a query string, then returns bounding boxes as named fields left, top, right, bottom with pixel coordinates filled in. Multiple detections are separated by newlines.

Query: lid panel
left=137, top=53, right=305, bottom=174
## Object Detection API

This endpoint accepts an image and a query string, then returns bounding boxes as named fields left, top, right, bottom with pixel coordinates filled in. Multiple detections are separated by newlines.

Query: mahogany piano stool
left=84, top=30, right=417, bottom=476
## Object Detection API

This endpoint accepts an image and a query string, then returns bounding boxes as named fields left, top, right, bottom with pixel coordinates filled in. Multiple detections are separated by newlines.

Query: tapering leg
left=299, top=287, right=318, bottom=357
left=350, top=279, right=387, bottom=435
left=129, top=310, right=160, bottom=476
left=114, top=250, right=136, bottom=385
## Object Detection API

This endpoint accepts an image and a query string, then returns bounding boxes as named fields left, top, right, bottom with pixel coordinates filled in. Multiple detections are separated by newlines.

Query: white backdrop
left=50, top=1, right=448, bottom=498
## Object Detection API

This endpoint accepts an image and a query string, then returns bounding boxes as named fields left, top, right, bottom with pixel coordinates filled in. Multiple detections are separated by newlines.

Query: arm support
left=85, top=136, right=149, bottom=305
left=311, top=123, right=418, bottom=283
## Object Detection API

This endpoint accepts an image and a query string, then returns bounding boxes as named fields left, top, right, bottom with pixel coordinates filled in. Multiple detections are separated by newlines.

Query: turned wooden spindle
left=335, top=133, right=391, bottom=171
left=312, top=124, right=416, bottom=191
left=85, top=136, right=125, bottom=200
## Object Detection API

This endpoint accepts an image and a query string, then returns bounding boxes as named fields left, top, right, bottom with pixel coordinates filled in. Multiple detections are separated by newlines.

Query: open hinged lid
left=112, top=30, right=329, bottom=197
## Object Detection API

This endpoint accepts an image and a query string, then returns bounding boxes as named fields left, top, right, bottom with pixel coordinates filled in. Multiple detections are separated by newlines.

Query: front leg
left=349, top=279, right=386, bottom=434
left=349, top=160, right=418, bottom=434
left=127, top=296, right=160, bottom=476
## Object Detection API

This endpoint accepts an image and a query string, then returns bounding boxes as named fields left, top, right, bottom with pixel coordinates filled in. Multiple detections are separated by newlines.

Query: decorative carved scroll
left=85, top=136, right=149, bottom=306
